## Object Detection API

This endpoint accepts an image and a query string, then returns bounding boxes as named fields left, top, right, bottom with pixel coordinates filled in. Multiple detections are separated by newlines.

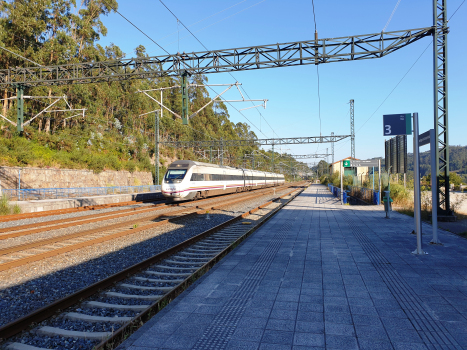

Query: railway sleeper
left=163, top=259, right=207, bottom=266
left=185, top=248, right=223, bottom=253
left=177, top=251, right=218, bottom=257
left=170, top=255, right=212, bottom=261
left=35, top=326, right=111, bottom=340
left=7, top=343, right=50, bottom=350
left=83, top=301, right=149, bottom=311
left=153, top=265, right=199, bottom=271
left=118, top=283, right=174, bottom=292
left=201, top=238, right=234, bottom=244
left=104, top=291, right=162, bottom=300
left=64, top=312, right=132, bottom=324
left=143, top=270, right=191, bottom=277
left=132, top=276, right=185, bottom=283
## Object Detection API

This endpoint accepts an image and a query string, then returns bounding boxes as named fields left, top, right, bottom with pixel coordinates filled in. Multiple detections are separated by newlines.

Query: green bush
left=0, top=195, right=21, bottom=216
left=384, top=183, right=410, bottom=205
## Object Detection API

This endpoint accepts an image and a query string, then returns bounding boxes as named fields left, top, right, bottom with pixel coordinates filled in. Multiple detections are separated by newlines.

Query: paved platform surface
left=118, top=184, right=467, bottom=350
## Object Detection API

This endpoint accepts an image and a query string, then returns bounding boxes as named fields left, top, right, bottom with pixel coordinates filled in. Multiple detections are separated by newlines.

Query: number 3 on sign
left=384, top=125, right=391, bottom=135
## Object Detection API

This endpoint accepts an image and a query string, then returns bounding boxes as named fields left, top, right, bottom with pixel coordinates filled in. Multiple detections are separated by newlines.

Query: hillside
left=0, top=0, right=308, bottom=183
left=406, top=145, right=467, bottom=177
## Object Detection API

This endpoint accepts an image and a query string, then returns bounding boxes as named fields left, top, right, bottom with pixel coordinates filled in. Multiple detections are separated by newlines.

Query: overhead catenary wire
left=100, top=0, right=170, bottom=55
left=449, top=0, right=466, bottom=20
left=0, top=44, right=42, bottom=67
left=335, top=40, right=432, bottom=155
left=95, top=0, right=227, bottom=144
left=160, top=0, right=251, bottom=44
left=158, top=0, right=279, bottom=141
left=336, top=0, right=465, bottom=158
left=311, top=0, right=322, bottom=155
left=382, top=0, right=402, bottom=32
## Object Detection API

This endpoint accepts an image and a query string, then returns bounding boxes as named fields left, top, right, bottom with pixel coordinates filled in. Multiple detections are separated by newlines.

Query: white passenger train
left=162, top=160, right=285, bottom=201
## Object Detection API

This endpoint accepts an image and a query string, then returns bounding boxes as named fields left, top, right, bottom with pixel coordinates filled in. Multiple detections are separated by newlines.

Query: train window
left=191, top=173, right=205, bottom=181
left=165, top=169, right=187, bottom=180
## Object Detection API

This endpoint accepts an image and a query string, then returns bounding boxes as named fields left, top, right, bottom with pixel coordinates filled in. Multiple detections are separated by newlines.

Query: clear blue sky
left=98, top=0, right=466, bottom=164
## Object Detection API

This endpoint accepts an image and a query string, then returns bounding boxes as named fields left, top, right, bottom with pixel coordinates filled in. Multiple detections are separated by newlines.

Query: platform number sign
left=383, top=113, right=412, bottom=136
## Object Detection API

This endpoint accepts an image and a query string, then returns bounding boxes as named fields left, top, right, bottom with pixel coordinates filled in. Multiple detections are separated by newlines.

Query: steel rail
left=0, top=183, right=305, bottom=340
left=97, top=185, right=306, bottom=350
left=0, top=183, right=289, bottom=240
left=0, top=198, right=166, bottom=223
left=0, top=185, right=289, bottom=259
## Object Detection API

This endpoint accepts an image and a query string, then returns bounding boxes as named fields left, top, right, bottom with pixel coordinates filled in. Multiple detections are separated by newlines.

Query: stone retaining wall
left=0, top=166, right=153, bottom=190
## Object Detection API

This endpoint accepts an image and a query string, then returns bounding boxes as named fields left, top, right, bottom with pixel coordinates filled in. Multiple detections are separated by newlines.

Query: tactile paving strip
left=192, top=218, right=296, bottom=350
left=342, top=212, right=461, bottom=349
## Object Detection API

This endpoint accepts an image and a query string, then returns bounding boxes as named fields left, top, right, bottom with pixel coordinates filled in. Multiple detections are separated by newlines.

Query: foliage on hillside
left=0, top=0, right=311, bottom=182
left=407, top=146, right=467, bottom=178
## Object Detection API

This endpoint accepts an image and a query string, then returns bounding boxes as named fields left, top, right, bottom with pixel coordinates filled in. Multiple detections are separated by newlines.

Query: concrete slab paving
left=117, top=184, right=467, bottom=350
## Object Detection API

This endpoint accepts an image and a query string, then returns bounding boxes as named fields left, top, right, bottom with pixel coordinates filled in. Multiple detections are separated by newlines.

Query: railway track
left=0, top=198, right=166, bottom=224
left=0, top=184, right=295, bottom=272
left=0, top=184, right=306, bottom=350
left=0, top=184, right=297, bottom=268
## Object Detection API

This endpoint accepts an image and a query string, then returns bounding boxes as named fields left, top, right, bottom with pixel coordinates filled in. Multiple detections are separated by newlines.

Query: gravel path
left=0, top=187, right=297, bottom=327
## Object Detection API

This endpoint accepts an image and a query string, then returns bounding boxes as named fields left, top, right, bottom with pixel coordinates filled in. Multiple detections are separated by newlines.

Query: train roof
left=167, top=160, right=284, bottom=176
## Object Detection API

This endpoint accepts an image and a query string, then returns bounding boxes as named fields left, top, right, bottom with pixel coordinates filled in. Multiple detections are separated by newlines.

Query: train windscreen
left=165, top=169, right=187, bottom=180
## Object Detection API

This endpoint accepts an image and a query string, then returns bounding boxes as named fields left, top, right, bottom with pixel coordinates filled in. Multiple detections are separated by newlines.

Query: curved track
left=0, top=184, right=306, bottom=350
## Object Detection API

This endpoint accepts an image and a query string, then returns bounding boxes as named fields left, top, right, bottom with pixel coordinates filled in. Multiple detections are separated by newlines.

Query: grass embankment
left=0, top=195, right=21, bottom=215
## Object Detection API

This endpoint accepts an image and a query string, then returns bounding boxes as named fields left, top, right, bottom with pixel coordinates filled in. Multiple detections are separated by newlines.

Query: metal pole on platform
left=412, top=112, right=425, bottom=255
left=372, top=167, right=375, bottom=190
left=340, top=161, right=344, bottom=205
left=430, top=128, right=440, bottom=244
left=378, top=159, right=381, bottom=192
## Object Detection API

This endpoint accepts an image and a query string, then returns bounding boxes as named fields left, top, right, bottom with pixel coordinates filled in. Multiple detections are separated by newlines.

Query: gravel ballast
left=0, top=187, right=298, bottom=327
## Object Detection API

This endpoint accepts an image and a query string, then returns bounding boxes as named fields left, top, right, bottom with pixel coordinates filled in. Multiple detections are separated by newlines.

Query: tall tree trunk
left=38, top=118, right=42, bottom=132
left=2, top=89, right=7, bottom=117
left=45, top=118, right=50, bottom=134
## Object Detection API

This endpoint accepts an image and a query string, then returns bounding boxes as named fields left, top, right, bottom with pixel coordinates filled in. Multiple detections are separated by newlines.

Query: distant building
left=329, top=157, right=370, bottom=178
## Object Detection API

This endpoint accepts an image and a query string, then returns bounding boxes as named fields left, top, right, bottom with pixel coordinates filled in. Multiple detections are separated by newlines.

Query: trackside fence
left=347, top=185, right=381, bottom=205
left=1, top=185, right=161, bottom=201
left=327, top=184, right=348, bottom=204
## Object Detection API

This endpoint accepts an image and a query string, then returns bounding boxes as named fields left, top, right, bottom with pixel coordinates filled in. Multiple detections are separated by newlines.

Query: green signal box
left=343, top=160, right=351, bottom=167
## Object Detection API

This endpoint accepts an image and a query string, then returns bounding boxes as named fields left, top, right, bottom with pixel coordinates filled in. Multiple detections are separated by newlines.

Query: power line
left=449, top=0, right=466, bottom=20
left=101, top=0, right=169, bottom=55
left=96, top=0, right=229, bottom=143
left=335, top=40, right=432, bottom=154
left=0, top=44, right=42, bottom=67
left=311, top=0, right=321, bottom=154
left=382, top=0, right=402, bottom=32
left=158, top=0, right=279, bottom=141
left=160, top=0, right=250, bottom=44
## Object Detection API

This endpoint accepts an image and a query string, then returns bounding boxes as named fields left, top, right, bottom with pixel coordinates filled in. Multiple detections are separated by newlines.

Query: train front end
left=161, top=161, right=194, bottom=201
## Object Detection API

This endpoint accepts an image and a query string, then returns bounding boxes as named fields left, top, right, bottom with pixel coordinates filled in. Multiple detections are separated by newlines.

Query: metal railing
left=327, top=184, right=348, bottom=204
left=1, top=185, right=161, bottom=201
left=347, top=185, right=380, bottom=205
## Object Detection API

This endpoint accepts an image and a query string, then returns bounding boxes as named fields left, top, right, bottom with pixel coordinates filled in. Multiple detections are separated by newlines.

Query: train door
left=242, top=169, right=247, bottom=190
left=223, top=170, right=227, bottom=190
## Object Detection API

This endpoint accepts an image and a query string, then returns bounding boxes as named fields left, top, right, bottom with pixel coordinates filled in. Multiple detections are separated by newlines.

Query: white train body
left=161, top=160, right=285, bottom=201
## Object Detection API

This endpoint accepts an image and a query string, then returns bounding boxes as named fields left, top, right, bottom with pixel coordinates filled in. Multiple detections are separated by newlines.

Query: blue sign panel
left=383, top=113, right=412, bottom=136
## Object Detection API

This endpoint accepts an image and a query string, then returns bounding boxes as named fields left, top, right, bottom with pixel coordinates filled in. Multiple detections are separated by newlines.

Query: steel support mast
left=331, top=132, right=335, bottom=165
left=433, top=0, right=451, bottom=216
left=350, top=99, right=355, bottom=159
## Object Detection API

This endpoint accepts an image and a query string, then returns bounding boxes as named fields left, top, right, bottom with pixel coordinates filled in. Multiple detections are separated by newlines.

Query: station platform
left=118, top=184, right=467, bottom=350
